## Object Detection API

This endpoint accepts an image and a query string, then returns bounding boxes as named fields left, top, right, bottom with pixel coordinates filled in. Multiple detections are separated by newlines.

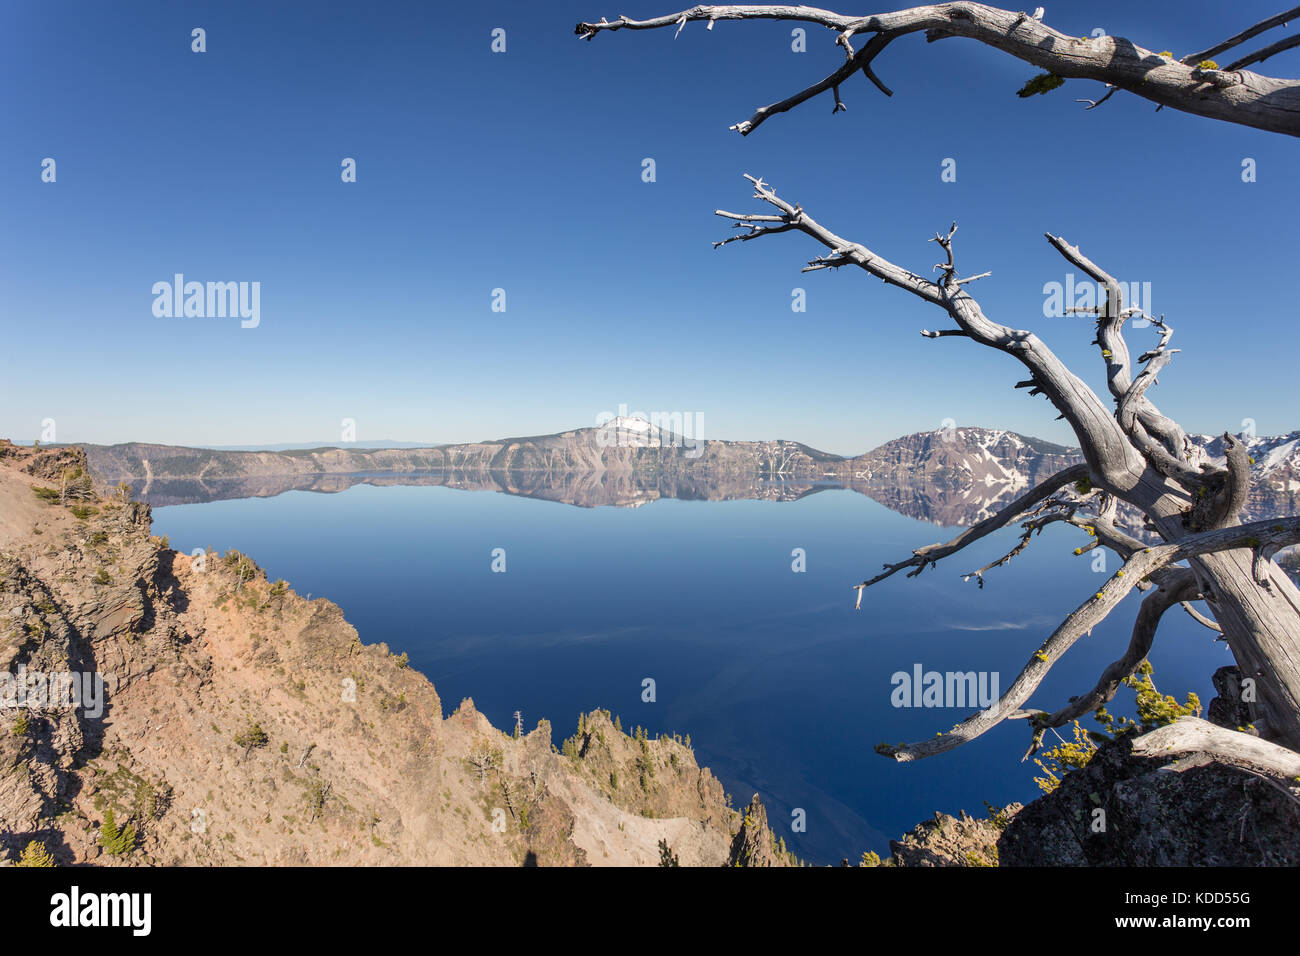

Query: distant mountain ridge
left=201, top=440, right=443, bottom=452
left=75, top=422, right=1300, bottom=527
left=79, top=423, right=1065, bottom=493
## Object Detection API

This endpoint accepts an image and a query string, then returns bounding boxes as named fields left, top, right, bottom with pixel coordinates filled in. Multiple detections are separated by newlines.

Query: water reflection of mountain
left=111, top=468, right=1029, bottom=528
left=83, top=422, right=1300, bottom=528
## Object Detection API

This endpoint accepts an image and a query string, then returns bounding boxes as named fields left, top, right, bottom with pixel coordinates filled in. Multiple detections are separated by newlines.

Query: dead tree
left=467, top=739, right=503, bottom=787
left=307, top=781, right=332, bottom=823
left=577, top=3, right=1300, bottom=759
left=576, top=3, right=1300, bottom=137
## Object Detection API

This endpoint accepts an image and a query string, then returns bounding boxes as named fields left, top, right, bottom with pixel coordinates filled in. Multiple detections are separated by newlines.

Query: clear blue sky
left=2, top=0, right=1296, bottom=455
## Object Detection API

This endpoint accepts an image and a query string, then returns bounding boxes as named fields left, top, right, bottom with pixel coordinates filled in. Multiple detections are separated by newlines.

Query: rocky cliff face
left=0, top=442, right=787, bottom=867
left=998, top=726, right=1300, bottom=866
left=871, top=806, right=1016, bottom=867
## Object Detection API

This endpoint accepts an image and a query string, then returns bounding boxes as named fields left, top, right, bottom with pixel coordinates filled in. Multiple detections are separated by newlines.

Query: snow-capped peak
left=602, top=415, right=659, bottom=434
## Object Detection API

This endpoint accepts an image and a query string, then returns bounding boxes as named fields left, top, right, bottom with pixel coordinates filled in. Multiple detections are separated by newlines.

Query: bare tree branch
left=959, top=504, right=1075, bottom=588
left=1029, top=567, right=1201, bottom=746
left=579, top=6, right=1300, bottom=753
left=722, top=28, right=900, bottom=134
left=1213, top=433, right=1253, bottom=529
left=853, top=463, right=1089, bottom=603
left=1181, top=599, right=1224, bottom=633
left=705, top=175, right=1300, bottom=749
left=1065, top=512, right=1148, bottom=563
left=1044, top=235, right=1199, bottom=485
left=1181, top=6, right=1300, bottom=66
left=1225, top=32, right=1300, bottom=72
left=716, top=175, right=1156, bottom=492
left=1075, top=84, right=1118, bottom=110
left=576, top=3, right=1300, bottom=137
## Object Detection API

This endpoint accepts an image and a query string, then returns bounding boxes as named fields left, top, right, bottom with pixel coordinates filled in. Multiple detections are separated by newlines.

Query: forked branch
left=714, top=174, right=1150, bottom=490
left=1181, top=6, right=1300, bottom=66
left=1028, top=567, right=1201, bottom=747
left=1045, top=234, right=1205, bottom=489
left=852, top=462, right=1089, bottom=604
left=576, top=3, right=1300, bottom=137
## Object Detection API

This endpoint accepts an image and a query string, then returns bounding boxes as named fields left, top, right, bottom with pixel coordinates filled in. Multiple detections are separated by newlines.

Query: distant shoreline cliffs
left=72, top=424, right=1300, bottom=526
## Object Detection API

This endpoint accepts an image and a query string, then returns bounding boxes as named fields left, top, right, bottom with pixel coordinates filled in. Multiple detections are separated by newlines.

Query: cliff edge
left=0, top=440, right=786, bottom=867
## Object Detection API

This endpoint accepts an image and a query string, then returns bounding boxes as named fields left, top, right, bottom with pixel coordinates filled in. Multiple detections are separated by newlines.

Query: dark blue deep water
left=151, top=483, right=1233, bottom=864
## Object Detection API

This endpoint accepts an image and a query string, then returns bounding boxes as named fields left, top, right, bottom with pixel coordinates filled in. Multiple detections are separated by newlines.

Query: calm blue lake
left=150, top=482, right=1233, bottom=864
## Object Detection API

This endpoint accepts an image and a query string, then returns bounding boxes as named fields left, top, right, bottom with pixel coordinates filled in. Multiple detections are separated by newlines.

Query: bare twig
left=1225, top=33, right=1300, bottom=72
left=1181, top=600, right=1224, bottom=633
left=1075, top=84, right=1118, bottom=110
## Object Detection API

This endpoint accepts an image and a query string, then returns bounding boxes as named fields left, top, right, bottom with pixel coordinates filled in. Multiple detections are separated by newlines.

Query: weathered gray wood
left=1132, top=716, right=1300, bottom=781
left=1033, top=568, right=1201, bottom=738
left=577, top=3, right=1300, bottom=137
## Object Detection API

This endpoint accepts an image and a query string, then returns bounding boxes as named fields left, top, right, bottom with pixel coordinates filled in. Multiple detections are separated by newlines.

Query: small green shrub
left=16, top=840, right=55, bottom=867
left=234, top=721, right=269, bottom=758
left=99, top=809, right=136, bottom=855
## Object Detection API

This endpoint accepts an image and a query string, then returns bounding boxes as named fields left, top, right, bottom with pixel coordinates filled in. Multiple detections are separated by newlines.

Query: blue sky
left=2, top=0, right=1297, bottom=455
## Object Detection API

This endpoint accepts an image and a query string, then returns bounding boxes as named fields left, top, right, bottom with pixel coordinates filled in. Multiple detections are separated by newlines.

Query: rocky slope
left=0, top=441, right=792, bottom=867
left=866, top=805, right=1017, bottom=867
left=998, top=718, right=1300, bottom=866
